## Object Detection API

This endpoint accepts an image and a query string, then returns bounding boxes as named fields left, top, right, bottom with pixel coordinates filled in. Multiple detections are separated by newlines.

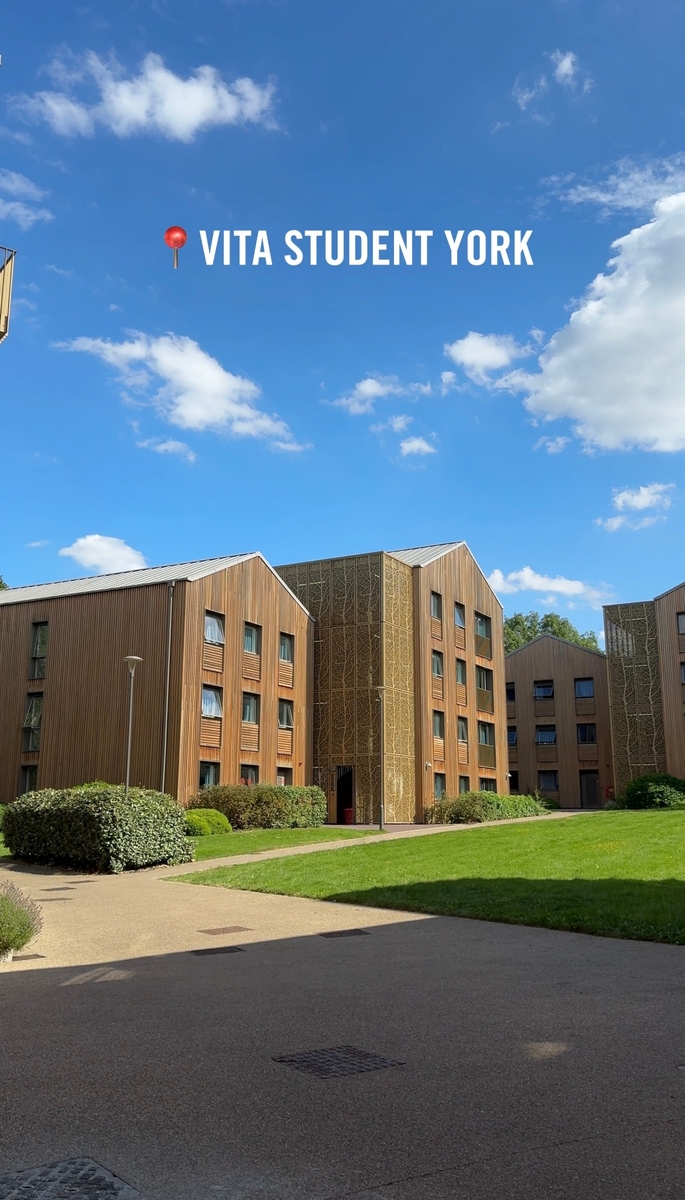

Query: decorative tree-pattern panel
left=383, top=555, right=416, bottom=821
left=605, top=602, right=666, bottom=793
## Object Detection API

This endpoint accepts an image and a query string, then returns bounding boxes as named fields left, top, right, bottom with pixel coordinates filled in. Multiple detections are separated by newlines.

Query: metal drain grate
left=319, top=928, right=370, bottom=938
left=0, top=1157, right=142, bottom=1198
left=199, top=925, right=251, bottom=935
left=190, top=945, right=245, bottom=956
left=272, top=1045, right=405, bottom=1078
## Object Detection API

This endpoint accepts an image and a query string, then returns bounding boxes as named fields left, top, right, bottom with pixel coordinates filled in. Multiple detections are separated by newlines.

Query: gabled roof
left=505, top=633, right=606, bottom=660
left=0, top=553, right=313, bottom=617
left=387, top=542, right=464, bottom=567
left=654, top=580, right=685, bottom=601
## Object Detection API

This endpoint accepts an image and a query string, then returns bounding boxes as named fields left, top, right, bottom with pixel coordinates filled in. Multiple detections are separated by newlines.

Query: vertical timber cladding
left=176, top=557, right=313, bottom=802
left=604, top=601, right=666, bottom=794
left=382, top=554, right=416, bottom=821
left=277, top=555, right=384, bottom=823
left=654, top=583, right=685, bottom=780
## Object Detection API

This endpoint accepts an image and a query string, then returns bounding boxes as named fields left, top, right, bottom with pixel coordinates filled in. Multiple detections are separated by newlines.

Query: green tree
left=0, top=575, right=7, bottom=591
left=504, top=611, right=601, bottom=655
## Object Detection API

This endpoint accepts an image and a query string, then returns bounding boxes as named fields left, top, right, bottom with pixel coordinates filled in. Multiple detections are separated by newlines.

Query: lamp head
left=124, top=655, right=143, bottom=665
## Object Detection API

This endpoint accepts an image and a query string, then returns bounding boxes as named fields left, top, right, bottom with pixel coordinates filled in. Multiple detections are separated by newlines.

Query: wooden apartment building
left=505, top=635, right=614, bottom=809
left=276, top=542, right=508, bottom=823
left=0, top=554, right=313, bottom=805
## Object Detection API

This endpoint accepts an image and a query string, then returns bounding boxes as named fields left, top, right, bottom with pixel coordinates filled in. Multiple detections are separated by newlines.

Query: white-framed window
left=202, top=686, right=223, bottom=719
left=278, top=699, right=294, bottom=728
left=204, top=612, right=225, bottom=644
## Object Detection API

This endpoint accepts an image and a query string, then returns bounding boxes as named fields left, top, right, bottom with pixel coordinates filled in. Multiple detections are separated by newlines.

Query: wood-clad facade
left=277, top=542, right=508, bottom=823
left=505, top=636, right=613, bottom=809
left=0, top=555, right=313, bottom=805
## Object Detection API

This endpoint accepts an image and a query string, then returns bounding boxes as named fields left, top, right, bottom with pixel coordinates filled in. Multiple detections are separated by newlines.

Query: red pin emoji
left=164, top=226, right=187, bottom=269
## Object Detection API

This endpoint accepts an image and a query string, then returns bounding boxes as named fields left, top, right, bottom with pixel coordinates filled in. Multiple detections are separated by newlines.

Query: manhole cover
left=199, top=926, right=251, bottom=935
left=272, top=1045, right=405, bottom=1078
left=0, top=1157, right=142, bottom=1198
left=319, top=929, right=370, bottom=938
left=190, top=946, right=245, bottom=956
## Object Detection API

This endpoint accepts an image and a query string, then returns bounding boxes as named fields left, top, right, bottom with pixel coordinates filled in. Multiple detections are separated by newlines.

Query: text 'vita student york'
left=198, top=229, right=534, bottom=266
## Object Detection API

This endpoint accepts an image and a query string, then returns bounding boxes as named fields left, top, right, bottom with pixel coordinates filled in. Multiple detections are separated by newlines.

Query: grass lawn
left=0, top=834, right=10, bottom=858
left=189, top=826, right=381, bottom=860
left=172, top=810, right=685, bottom=944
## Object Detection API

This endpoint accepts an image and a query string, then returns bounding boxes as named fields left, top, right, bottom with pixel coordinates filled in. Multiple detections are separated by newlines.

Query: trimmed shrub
left=184, top=809, right=231, bottom=837
left=424, top=791, right=549, bottom=825
left=622, top=773, right=685, bottom=810
left=0, top=882, right=43, bottom=955
left=2, top=784, right=194, bottom=873
left=188, top=784, right=327, bottom=830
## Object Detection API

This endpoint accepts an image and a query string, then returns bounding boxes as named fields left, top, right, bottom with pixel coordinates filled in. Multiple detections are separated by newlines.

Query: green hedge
left=423, top=791, right=550, bottom=825
left=185, top=808, right=232, bottom=836
left=188, top=784, right=327, bottom=829
left=620, top=773, right=685, bottom=809
left=0, top=882, right=43, bottom=954
left=0, top=803, right=5, bottom=832
left=2, top=784, right=194, bottom=873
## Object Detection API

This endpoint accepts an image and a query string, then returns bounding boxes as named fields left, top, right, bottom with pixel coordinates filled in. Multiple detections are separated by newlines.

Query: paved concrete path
left=1, top=819, right=683, bottom=1200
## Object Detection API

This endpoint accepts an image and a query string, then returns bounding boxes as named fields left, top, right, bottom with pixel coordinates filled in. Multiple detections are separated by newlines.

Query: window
left=459, top=775, right=470, bottom=793
left=479, top=778, right=497, bottom=792
left=454, top=602, right=465, bottom=629
left=432, top=650, right=444, bottom=677
left=507, top=726, right=517, bottom=746
left=475, top=613, right=491, bottom=639
left=434, top=773, right=446, bottom=799
left=538, top=770, right=559, bottom=792
left=201, top=686, right=223, bottom=719
left=478, top=721, right=495, bottom=746
left=278, top=699, right=294, bottom=728
left=22, top=694, right=43, bottom=752
left=30, top=622, right=48, bottom=679
left=430, top=592, right=442, bottom=620
left=199, top=762, right=220, bottom=789
left=575, top=678, right=594, bottom=698
left=204, top=612, right=224, bottom=644
left=244, top=623, right=261, bottom=654
left=678, top=613, right=685, bottom=635
left=476, top=665, right=492, bottom=691
left=456, top=658, right=467, bottom=685
left=509, top=770, right=519, bottom=792
left=534, top=680, right=554, bottom=700
left=681, top=664, right=685, bottom=685
left=277, top=768, right=293, bottom=786
left=20, top=765, right=38, bottom=794
left=458, top=716, right=468, bottom=742
left=433, top=710, right=445, bottom=739
left=535, top=725, right=556, bottom=744
left=279, top=633, right=294, bottom=662
left=506, top=682, right=515, bottom=703
left=240, top=765, right=259, bottom=785
left=577, top=723, right=597, bottom=744
left=242, top=693, right=259, bottom=724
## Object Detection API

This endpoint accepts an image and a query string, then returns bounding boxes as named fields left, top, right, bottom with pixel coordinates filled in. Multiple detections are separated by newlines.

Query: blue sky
left=2, top=0, right=685, bottom=638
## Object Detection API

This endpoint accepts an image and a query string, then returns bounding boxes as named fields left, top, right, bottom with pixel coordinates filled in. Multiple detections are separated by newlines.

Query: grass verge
left=171, top=811, right=685, bottom=944
left=189, top=826, right=381, bottom=860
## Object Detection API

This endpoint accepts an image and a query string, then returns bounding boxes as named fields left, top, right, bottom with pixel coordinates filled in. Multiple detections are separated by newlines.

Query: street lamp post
left=123, top=656, right=143, bottom=799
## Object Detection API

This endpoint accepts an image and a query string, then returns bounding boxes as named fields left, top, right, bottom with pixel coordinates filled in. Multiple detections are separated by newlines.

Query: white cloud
left=492, top=194, right=685, bottom=451
left=400, top=436, right=435, bottom=456
left=272, top=440, right=313, bottom=452
left=488, top=565, right=609, bottom=608
left=595, top=482, right=674, bottom=532
left=26, top=540, right=48, bottom=548
left=440, top=370, right=457, bottom=395
left=444, top=331, right=532, bottom=385
left=334, top=376, right=404, bottom=415
left=13, top=51, right=276, bottom=142
left=512, top=76, right=547, bottom=111
left=59, top=331, right=296, bottom=446
left=137, top=437, right=196, bottom=463
left=388, top=414, right=412, bottom=432
left=59, top=534, right=147, bottom=574
left=549, top=154, right=685, bottom=215
left=0, top=167, right=53, bottom=229
left=549, top=50, right=592, bottom=92
left=534, top=436, right=569, bottom=454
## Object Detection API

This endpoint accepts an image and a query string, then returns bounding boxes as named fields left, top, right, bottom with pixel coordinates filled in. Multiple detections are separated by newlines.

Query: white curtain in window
left=202, top=687, right=223, bottom=718
left=204, top=614, right=224, bottom=644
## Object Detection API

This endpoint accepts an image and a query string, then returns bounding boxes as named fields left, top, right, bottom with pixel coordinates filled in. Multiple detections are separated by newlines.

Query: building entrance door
left=336, top=765, right=355, bottom=823
left=579, top=770, right=600, bottom=808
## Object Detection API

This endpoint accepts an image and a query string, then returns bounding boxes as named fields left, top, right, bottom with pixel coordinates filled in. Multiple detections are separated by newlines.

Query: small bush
left=0, top=882, right=43, bottom=955
left=0, top=803, right=5, bottom=832
left=2, top=784, right=194, bottom=873
left=188, top=784, right=327, bottom=829
left=424, top=791, right=549, bottom=825
left=184, top=809, right=232, bottom=837
left=622, top=773, right=685, bottom=810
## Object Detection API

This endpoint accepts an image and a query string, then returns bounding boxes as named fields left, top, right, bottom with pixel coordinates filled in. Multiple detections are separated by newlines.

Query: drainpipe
left=160, top=580, right=175, bottom=793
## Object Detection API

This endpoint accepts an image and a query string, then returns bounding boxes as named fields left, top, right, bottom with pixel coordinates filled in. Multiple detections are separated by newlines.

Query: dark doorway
left=579, top=770, right=600, bottom=808
left=336, top=766, right=355, bottom=824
